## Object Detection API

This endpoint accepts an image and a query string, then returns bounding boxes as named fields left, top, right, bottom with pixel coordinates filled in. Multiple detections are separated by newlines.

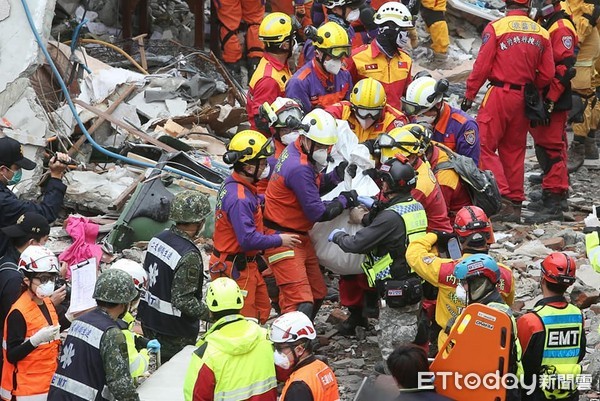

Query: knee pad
left=420, top=7, right=445, bottom=27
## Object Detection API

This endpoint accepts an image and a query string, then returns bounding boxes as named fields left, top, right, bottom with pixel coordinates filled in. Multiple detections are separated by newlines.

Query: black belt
left=213, top=249, right=258, bottom=263
left=489, top=81, right=523, bottom=91
left=263, top=219, right=308, bottom=236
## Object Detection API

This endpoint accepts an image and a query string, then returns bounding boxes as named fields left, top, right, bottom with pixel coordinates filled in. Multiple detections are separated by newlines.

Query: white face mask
left=36, top=281, right=55, bottom=298
left=258, top=164, right=270, bottom=180
left=346, top=8, right=360, bottom=22
left=274, top=350, right=291, bottom=369
left=357, top=116, right=375, bottom=130
left=281, top=131, right=300, bottom=145
left=312, top=149, right=329, bottom=166
left=397, top=30, right=409, bottom=48
left=455, top=285, right=467, bottom=305
left=417, top=115, right=436, bottom=125
left=323, top=58, right=343, bottom=75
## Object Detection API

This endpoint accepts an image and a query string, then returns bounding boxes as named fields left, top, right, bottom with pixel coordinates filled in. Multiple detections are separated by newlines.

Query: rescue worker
left=586, top=227, right=600, bottom=272
left=270, top=311, right=340, bottom=401
left=403, top=75, right=480, bottom=164
left=110, top=259, right=160, bottom=379
left=285, top=22, right=353, bottom=112
left=212, top=0, right=264, bottom=79
left=452, top=254, right=523, bottom=401
left=211, top=130, right=301, bottom=323
left=346, top=2, right=415, bottom=111
left=407, top=206, right=516, bottom=351
left=263, top=109, right=359, bottom=318
left=419, top=0, right=451, bottom=68
left=462, top=0, right=555, bottom=223
left=184, top=278, right=277, bottom=401
left=137, top=190, right=211, bottom=362
left=526, top=0, right=578, bottom=223
left=329, top=157, right=428, bottom=367
left=377, top=125, right=453, bottom=232
left=517, top=252, right=586, bottom=401
left=48, top=269, right=140, bottom=401
left=1, top=246, right=60, bottom=401
left=564, top=0, right=600, bottom=169
left=0, top=136, right=70, bottom=256
left=325, top=77, right=408, bottom=143
left=247, top=13, right=294, bottom=130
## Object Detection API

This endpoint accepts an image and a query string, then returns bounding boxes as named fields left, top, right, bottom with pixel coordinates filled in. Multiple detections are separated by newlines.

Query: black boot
left=528, top=174, right=544, bottom=185
left=585, top=131, right=599, bottom=159
left=524, top=191, right=565, bottom=223
left=337, top=307, right=368, bottom=336
left=364, top=290, right=380, bottom=319
left=492, top=197, right=522, bottom=223
left=567, top=136, right=586, bottom=172
left=528, top=191, right=568, bottom=212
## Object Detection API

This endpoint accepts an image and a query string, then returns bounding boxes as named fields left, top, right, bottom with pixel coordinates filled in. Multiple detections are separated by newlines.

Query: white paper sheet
left=69, top=258, right=98, bottom=314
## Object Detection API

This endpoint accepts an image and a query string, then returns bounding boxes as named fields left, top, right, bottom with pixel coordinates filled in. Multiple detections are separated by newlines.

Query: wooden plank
left=73, top=99, right=177, bottom=152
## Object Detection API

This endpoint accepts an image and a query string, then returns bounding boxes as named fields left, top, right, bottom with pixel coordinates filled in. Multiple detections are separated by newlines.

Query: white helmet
left=402, top=77, right=444, bottom=116
left=301, top=109, right=338, bottom=146
left=270, top=311, right=317, bottom=343
left=374, top=2, right=414, bottom=28
left=18, top=245, right=60, bottom=274
left=111, top=259, right=148, bottom=291
left=270, top=97, right=304, bottom=128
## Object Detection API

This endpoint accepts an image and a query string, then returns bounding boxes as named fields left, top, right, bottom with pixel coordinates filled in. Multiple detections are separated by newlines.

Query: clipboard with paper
left=69, top=258, right=98, bottom=314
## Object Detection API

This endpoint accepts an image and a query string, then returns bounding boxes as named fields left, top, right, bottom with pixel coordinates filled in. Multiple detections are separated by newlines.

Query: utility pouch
left=524, top=83, right=547, bottom=122
left=232, top=254, right=248, bottom=272
left=383, top=275, right=423, bottom=308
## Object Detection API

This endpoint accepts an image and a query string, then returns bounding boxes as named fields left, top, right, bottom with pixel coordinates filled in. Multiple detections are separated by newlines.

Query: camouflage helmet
left=169, top=190, right=212, bottom=224
left=93, top=269, right=138, bottom=304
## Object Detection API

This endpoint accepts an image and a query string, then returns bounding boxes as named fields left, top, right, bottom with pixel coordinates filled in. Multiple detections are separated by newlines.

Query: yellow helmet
left=223, top=130, right=275, bottom=164
left=206, top=277, right=244, bottom=313
left=403, top=123, right=433, bottom=149
left=378, top=126, right=422, bottom=160
left=350, top=78, right=387, bottom=110
left=259, top=12, right=293, bottom=44
left=313, top=22, right=351, bottom=58
left=301, top=109, right=339, bottom=146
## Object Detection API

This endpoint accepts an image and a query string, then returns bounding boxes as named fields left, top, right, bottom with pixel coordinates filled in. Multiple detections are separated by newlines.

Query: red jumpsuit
left=465, top=10, right=555, bottom=202
left=529, top=11, right=578, bottom=195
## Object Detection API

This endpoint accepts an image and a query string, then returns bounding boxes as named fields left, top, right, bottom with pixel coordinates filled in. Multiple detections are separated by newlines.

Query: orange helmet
left=540, top=252, right=576, bottom=286
left=453, top=206, right=495, bottom=246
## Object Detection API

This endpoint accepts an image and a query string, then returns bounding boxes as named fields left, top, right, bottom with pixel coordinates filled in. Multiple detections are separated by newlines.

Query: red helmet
left=541, top=252, right=576, bottom=286
left=453, top=206, right=495, bottom=246
left=506, top=0, right=529, bottom=6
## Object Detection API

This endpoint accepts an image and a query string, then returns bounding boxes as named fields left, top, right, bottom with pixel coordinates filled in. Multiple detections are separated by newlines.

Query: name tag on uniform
left=365, top=63, right=378, bottom=70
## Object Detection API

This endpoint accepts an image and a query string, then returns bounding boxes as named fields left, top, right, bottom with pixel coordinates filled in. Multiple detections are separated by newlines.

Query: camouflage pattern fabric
left=94, top=269, right=138, bottom=304
left=170, top=190, right=212, bottom=223
left=101, top=327, right=140, bottom=401
left=141, top=325, right=197, bottom=362
left=378, top=302, right=421, bottom=361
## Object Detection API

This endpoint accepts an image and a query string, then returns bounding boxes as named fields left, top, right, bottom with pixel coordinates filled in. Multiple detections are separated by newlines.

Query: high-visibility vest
left=120, top=312, right=149, bottom=378
left=183, top=315, right=277, bottom=401
left=361, top=199, right=428, bottom=286
left=532, top=301, right=583, bottom=399
left=280, top=358, right=340, bottom=401
left=1, top=292, right=59, bottom=401
left=586, top=231, right=600, bottom=273
left=488, top=301, right=524, bottom=378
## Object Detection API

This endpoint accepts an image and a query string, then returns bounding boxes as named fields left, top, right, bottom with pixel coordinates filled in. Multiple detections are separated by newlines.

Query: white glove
left=30, top=325, right=60, bottom=347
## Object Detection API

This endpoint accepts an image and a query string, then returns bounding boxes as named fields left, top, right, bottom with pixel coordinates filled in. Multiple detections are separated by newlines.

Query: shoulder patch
left=562, top=35, right=573, bottom=50
left=393, top=120, right=405, bottom=128
left=482, top=32, right=491, bottom=45
left=422, top=256, right=435, bottom=265
left=464, top=129, right=476, bottom=145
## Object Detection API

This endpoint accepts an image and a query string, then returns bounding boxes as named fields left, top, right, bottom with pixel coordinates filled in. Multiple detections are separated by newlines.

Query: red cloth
left=58, top=216, right=102, bottom=279
left=339, top=274, right=373, bottom=307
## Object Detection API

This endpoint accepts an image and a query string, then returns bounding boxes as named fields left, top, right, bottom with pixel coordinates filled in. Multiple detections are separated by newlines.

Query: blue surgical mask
left=8, top=169, right=22, bottom=186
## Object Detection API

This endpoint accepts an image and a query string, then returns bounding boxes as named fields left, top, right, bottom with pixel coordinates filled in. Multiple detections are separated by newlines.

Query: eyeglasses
left=354, top=107, right=383, bottom=120
left=34, top=273, right=56, bottom=284
left=274, top=344, right=293, bottom=352
left=401, top=99, right=431, bottom=116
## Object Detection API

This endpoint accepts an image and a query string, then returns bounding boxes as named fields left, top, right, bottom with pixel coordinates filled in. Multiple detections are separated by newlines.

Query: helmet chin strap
left=240, top=160, right=262, bottom=183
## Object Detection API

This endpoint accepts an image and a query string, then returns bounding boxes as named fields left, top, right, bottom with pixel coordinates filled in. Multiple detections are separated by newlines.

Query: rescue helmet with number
left=300, top=109, right=339, bottom=145
left=402, top=77, right=447, bottom=116
left=169, top=190, right=212, bottom=224
left=350, top=78, right=387, bottom=111
left=206, top=277, right=245, bottom=312
left=378, top=127, right=423, bottom=161
left=270, top=311, right=317, bottom=343
left=454, top=253, right=501, bottom=284
left=321, top=0, right=365, bottom=9
left=93, top=268, right=138, bottom=304
left=312, top=22, right=351, bottom=58
left=269, top=97, right=304, bottom=128
left=259, top=13, right=293, bottom=44
left=111, top=259, right=148, bottom=291
left=454, top=206, right=495, bottom=246
left=224, top=130, right=275, bottom=164
left=540, top=252, right=577, bottom=286
left=378, top=155, right=417, bottom=194
left=374, top=1, right=414, bottom=28
left=18, top=245, right=60, bottom=274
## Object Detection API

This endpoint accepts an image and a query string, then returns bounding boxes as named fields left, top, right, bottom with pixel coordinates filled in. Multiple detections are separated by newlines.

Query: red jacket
left=412, top=158, right=453, bottom=232
left=543, top=10, right=578, bottom=103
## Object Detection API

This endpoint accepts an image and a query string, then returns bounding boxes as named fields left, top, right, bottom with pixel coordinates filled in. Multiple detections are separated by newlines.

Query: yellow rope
left=64, top=38, right=149, bottom=75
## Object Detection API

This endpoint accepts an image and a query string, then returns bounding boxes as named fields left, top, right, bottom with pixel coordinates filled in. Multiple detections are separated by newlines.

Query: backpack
left=432, top=145, right=503, bottom=217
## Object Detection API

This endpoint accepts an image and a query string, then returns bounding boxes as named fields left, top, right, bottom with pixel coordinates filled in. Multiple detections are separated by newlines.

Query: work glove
left=328, top=228, right=346, bottom=242
left=460, top=98, right=473, bottom=112
left=147, top=339, right=161, bottom=353
left=531, top=100, right=553, bottom=127
left=363, top=139, right=377, bottom=155
left=339, top=190, right=359, bottom=208
left=30, top=325, right=60, bottom=347
left=362, top=168, right=380, bottom=180
left=357, top=195, right=375, bottom=209
left=335, top=161, right=357, bottom=180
